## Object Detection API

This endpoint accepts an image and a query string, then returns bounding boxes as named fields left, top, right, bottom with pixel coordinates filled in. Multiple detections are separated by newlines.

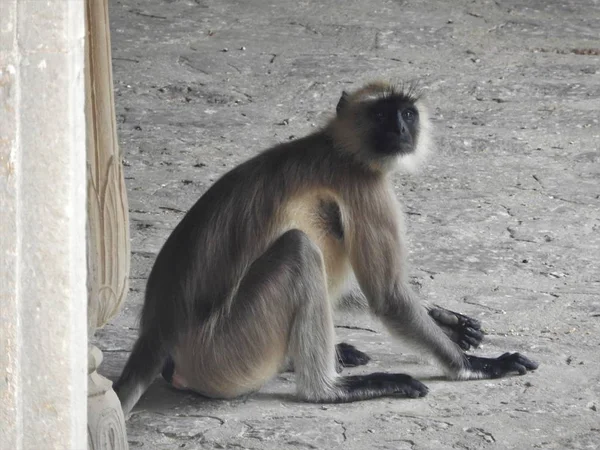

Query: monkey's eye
left=402, top=108, right=417, bottom=123
left=375, top=111, right=385, bottom=122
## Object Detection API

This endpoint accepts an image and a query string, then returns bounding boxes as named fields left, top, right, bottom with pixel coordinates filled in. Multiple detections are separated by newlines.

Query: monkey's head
left=329, top=81, right=431, bottom=173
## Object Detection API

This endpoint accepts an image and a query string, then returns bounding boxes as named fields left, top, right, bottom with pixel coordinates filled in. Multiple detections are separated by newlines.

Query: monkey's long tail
left=113, top=333, right=170, bottom=416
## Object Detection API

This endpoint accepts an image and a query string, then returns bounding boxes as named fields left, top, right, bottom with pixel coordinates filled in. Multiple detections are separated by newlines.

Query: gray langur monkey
left=114, top=81, right=538, bottom=415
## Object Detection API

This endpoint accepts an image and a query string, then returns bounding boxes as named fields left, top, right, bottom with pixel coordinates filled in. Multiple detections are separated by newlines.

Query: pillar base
left=87, top=345, right=128, bottom=450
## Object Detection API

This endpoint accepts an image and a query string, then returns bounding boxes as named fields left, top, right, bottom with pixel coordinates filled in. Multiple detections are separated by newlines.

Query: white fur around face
left=397, top=100, right=432, bottom=173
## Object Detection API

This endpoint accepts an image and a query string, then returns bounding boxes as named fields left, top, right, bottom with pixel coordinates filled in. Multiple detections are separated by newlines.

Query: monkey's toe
left=336, top=342, right=371, bottom=368
left=457, top=327, right=485, bottom=350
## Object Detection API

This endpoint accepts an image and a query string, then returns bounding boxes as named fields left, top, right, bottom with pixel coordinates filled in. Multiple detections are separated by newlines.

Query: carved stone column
left=85, top=0, right=130, bottom=448
left=0, top=1, right=87, bottom=447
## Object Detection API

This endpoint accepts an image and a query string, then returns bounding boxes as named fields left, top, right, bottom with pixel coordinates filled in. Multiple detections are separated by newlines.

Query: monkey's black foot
left=161, top=355, right=175, bottom=383
left=340, top=373, right=428, bottom=401
left=336, top=342, right=371, bottom=368
left=429, top=306, right=484, bottom=351
left=466, top=353, right=539, bottom=379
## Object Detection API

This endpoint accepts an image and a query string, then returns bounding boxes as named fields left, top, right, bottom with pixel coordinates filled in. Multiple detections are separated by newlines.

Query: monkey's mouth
left=377, top=133, right=414, bottom=155
left=382, top=140, right=414, bottom=156
left=397, top=142, right=414, bottom=155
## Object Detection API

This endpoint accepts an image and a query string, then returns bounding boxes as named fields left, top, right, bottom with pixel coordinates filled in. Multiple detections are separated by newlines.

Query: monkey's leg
left=277, top=232, right=428, bottom=402
left=159, top=229, right=333, bottom=399
left=165, top=230, right=426, bottom=402
left=428, top=306, right=484, bottom=350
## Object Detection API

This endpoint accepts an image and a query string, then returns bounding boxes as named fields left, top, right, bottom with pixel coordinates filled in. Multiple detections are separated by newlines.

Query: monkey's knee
left=274, top=229, right=323, bottom=268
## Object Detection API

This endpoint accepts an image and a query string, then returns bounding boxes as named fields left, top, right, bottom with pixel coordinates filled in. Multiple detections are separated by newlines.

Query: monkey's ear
left=336, top=91, right=350, bottom=115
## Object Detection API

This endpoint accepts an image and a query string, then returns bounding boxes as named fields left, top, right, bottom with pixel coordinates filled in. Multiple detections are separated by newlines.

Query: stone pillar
left=0, top=0, right=88, bottom=449
left=85, top=0, right=130, bottom=448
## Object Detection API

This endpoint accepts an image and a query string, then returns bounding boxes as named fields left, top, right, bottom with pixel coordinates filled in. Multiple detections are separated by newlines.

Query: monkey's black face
left=368, top=97, right=419, bottom=156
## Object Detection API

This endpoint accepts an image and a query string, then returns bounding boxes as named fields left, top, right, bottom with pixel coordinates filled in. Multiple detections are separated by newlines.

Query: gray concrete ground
left=95, top=0, right=600, bottom=448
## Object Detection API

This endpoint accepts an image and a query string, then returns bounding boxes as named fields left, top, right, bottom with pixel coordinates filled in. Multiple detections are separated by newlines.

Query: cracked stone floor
left=95, top=0, right=600, bottom=448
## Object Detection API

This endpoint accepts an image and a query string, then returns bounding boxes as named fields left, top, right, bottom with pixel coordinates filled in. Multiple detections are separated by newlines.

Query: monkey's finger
left=444, top=306, right=480, bottom=324
left=428, top=306, right=459, bottom=326
left=514, top=363, right=527, bottom=375
left=462, top=333, right=483, bottom=348
left=458, top=340, right=471, bottom=351
left=460, top=315, right=482, bottom=330
left=465, top=327, right=485, bottom=340
left=429, top=306, right=483, bottom=335
left=497, top=351, right=538, bottom=366
left=496, top=353, right=539, bottom=376
left=455, top=327, right=485, bottom=350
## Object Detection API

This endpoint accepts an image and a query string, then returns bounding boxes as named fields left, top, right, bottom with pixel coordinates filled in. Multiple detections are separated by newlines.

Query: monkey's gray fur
left=114, top=81, right=538, bottom=415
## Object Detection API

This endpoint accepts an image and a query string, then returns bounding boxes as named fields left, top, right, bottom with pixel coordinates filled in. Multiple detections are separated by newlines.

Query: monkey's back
left=141, top=131, right=353, bottom=334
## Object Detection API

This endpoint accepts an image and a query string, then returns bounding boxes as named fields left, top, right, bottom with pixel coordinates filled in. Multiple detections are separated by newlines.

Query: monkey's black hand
left=336, top=342, right=371, bottom=368
left=466, top=352, right=539, bottom=378
left=428, top=306, right=484, bottom=351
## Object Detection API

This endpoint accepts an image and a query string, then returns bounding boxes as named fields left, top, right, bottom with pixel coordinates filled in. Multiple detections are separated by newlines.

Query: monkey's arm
left=338, top=286, right=484, bottom=351
left=348, top=198, right=538, bottom=380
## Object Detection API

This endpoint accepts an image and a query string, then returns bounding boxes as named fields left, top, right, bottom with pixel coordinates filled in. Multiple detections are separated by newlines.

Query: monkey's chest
left=283, top=192, right=351, bottom=296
